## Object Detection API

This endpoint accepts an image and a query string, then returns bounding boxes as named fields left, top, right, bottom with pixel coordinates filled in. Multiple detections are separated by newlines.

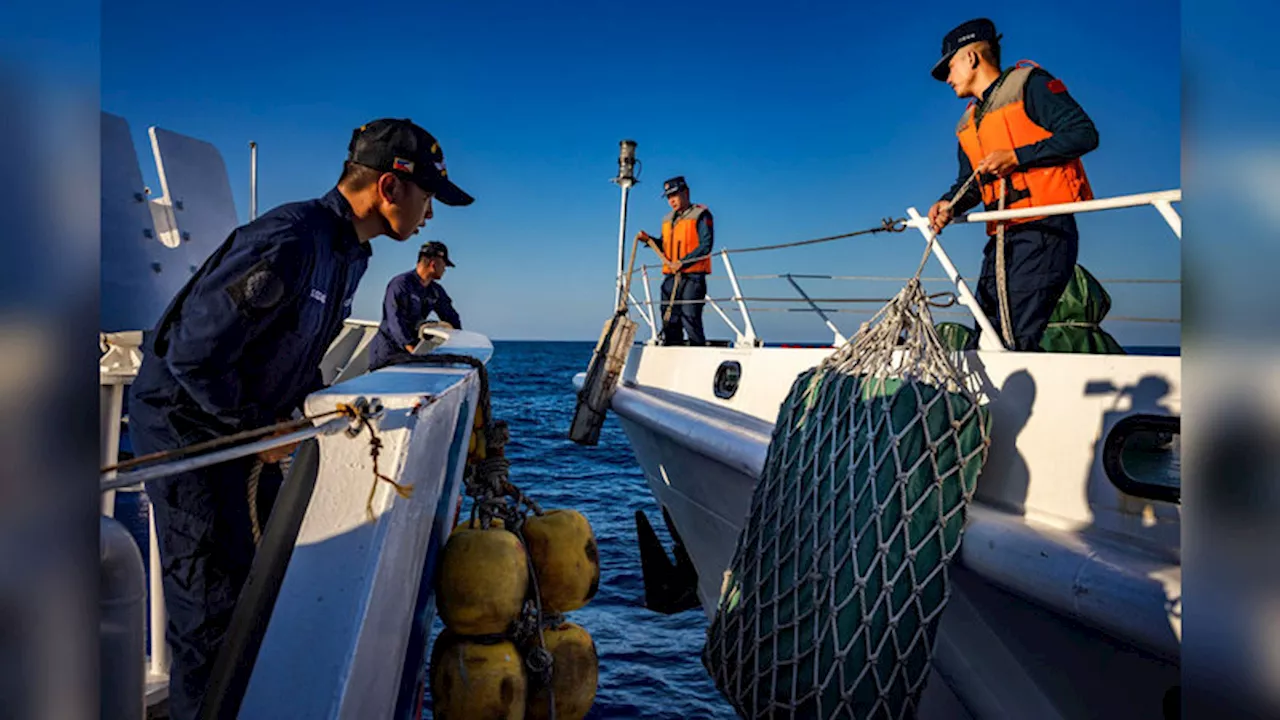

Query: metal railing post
left=905, top=208, right=1006, bottom=351
left=1151, top=199, right=1182, bottom=239
left=640, top=266, right=659, bottom=344
left=784, top=274, right=847, bottom=346
left=628, top=292, right=657, bottom=338
left=101, top=381, right=125, bottom=516
left=721, top=251, right=758, bottom=346
left=149, top=508, right=169, bottom=678
left=955, top=189, right=1181, bottom=226
left=705, top=299, right=745, bottom=344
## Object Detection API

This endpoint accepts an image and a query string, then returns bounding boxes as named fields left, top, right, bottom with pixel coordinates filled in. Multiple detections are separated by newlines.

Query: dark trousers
left=660, top=273, right=708, bottom=346
left=128, top=404, right=282, bottom=720
left=971, top=223, right=1079, bottom=352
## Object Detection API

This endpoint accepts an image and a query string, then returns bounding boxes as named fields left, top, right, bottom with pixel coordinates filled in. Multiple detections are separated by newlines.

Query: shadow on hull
left=635, top=507, right=701, bottom=615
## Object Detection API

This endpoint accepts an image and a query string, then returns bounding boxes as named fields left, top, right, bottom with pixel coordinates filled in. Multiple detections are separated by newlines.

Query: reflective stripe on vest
left=956, top=62, right=1094, bottom=235
left=659, top=204, right=712, bottom=274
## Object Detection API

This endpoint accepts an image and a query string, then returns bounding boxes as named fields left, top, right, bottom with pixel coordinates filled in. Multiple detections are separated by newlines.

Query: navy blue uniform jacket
left=130, top=187, right=371, bottom=435
left=366, top=270, right=461, bottom=370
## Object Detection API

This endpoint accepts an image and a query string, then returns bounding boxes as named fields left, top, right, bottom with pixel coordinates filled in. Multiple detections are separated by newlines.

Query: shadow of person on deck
left=973, top=369, right=1035, bottom=514
left=1082, top=372, right=1182, bottom=718
left=1085, top=374, right=1179, bottom=550
left=942, top=369, right=1181, bottom=720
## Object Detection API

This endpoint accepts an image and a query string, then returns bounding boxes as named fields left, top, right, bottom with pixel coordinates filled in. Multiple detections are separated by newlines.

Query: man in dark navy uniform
left=126, top=118, right=473, bottom=719
left=367, top=240, right=463, bottom=371
left=927, top=18, right=1099, bottom=351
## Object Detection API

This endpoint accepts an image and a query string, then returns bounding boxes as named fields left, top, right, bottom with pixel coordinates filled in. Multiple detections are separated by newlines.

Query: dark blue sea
left=421, top=340, right=737, bottom=718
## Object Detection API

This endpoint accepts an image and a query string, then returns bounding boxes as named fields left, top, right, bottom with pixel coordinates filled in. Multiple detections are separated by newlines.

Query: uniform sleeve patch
left=227, top=259, right=286, bottom=313
left=1047, top=78, right=1067, bottom=94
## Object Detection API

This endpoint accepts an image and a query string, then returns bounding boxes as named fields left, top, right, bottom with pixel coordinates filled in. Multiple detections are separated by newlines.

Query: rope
left=734, top=274, right=954, bottom=282
left=357, top=418, right=414, bottom=524
left=639, top=296, right=901, bottom=306
left=994, top=177, right=1016, bottom=348
left=660, top=272, right=682, bottom=344
left=627, top=218, right=908, bottom=275
left=725, top=217, right=907, bottom=256
left=387, top=352, right=557, bottom=715
left=248, top=460, right=263, bottom=544
left=100, top=408, right=347, bottom=474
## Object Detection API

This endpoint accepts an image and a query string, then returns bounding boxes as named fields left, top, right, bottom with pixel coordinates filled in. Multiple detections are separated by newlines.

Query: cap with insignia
left=662, top=176, right=689, bottom=197
left=347, top=118, right=474, bottom=206
left=418, top=240, right=455, bottom=267
left=932, top=18, right=1002, bottom=81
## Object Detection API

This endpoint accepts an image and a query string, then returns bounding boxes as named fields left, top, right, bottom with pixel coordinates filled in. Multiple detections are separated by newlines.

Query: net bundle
left=703, top=274, right=992, bottom=719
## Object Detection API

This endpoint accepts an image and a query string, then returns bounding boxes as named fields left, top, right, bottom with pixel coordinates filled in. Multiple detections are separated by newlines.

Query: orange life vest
left=956, top=61, right=1094, bottom=236
left=659, top=204, right=713, bottom=275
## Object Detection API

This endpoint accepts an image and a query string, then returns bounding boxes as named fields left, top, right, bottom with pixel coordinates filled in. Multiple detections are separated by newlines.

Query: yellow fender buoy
left=523, top=509, right=600, bottom=613
left=526, top=621, right=599, bottom=720
left=430, top=630, right=527, bottom=720
left=437, top=527, right=529, bottom=635
left=450, top=516, right=505, bottom=536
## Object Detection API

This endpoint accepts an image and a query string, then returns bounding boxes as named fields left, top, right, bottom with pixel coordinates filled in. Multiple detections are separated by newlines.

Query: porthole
left=1102, top=414, right=1180, bottom=504
left=714, top=361, right=741, bottom=400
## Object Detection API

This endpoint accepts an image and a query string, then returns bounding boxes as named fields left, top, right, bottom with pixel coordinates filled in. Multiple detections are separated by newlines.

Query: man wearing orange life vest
left=635, top=176, right=714, bottom=346
left=927, top=18, right=1099, bottom=351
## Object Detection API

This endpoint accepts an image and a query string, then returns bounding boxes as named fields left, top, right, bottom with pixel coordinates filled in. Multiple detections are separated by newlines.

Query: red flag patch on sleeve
left=1047, top=78, right=1067, bottom=93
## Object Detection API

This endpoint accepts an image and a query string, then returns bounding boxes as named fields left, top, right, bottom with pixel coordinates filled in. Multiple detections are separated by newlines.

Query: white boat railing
left=622, top=189, right=1182, bottom=349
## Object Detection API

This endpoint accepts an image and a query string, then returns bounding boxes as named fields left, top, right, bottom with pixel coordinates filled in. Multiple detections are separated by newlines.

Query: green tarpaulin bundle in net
left=703, top=274, right=991, bottom=719
left=936, top=264, right=1125, bottom=354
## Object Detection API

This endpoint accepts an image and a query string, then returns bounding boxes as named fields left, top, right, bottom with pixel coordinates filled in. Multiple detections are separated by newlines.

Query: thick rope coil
left=485, top=419, right=510, bottom=450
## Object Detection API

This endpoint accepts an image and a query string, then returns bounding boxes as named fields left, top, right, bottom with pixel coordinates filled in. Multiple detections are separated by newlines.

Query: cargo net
left=703, top=261, right=992, bottom=719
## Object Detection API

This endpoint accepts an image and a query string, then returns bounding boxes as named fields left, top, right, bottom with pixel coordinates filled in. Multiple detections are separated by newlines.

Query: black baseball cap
left=347, top=118, right=474, bottom=206
left=662, top=176, right=689, bottom=197
left=932, top=18, right=1002, bottom=81
left=419, top=240, right=455, bottom=267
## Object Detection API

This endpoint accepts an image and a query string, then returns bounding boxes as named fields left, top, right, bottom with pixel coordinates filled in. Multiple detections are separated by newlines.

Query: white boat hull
left=601, top=342, right=1182, bottom=718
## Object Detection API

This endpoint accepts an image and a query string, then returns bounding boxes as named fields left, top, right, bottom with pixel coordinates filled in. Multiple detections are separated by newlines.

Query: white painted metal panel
left=100, top=116, right=241, bottom=332
left=240, top=365, right=480, bottom=719
left=618, top=343, right=1181, bottom=551
left=100, top=112, right=168, bottom=332
left=148, top=125, right=239, bottom=287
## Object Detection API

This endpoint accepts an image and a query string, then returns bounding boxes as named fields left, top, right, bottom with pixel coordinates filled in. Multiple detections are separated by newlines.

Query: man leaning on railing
left=125, top=118, right=474, bottom=719
left=926, top=18, right=1099, bottom=351
left=366, top=240, right=463, bottom=371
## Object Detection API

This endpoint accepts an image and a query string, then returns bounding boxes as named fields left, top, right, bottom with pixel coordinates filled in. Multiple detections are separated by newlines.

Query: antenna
left=249, top=141, right=258, bottom=220
left=611, top=140, right=639, bottom=310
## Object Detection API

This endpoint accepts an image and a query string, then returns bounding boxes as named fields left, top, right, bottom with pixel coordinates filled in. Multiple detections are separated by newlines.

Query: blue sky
left=102, top=0, right=1180, bottom=344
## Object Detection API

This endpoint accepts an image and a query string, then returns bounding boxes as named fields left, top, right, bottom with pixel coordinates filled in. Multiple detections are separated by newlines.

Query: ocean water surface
left=422, top=340, right=737, bottom=718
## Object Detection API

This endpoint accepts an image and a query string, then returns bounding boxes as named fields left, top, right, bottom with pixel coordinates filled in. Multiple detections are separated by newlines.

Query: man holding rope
left=127, top=118, right=474, bottom=719
left=926, top=18, right=1098, bottom=351
left=635, top=175, right=715, bottom=346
